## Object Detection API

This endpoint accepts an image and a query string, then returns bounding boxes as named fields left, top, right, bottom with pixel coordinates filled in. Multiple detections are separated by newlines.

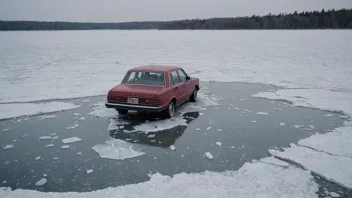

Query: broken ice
left=35, top=178, right=47, bottom=187
left=39, top=136, right=52, bottom=140
left=3, top=145, right=14, bottom=149
left=87, top=169, right=93, bottom=174
left=61, top=145, right=70, bottom=149
left=62, top=137, right=82, bottom=144
left=170, top=145, right=176, bottom=151
left=216, top=142, right=222, bottom=146
left=205, top=152, right=214, bottom=159
left=256, top=112, right=269, bottom=115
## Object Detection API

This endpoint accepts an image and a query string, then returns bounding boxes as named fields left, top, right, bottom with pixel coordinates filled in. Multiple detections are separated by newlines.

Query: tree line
left=1, top=8, right=351, bottom=31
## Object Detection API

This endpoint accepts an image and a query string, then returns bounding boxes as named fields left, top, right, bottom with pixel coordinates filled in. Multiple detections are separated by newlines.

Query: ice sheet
left=269, top=144, right=352, bottom=189
left=133, top=116, right=187, bottom=133
left=92, top=139, right=145, bottom=160
left=0, top=102, right=80, bottom=120
left=0, top=156, right=318, bottom=198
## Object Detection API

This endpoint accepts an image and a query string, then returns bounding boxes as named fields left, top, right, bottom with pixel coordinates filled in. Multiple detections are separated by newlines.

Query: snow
left=170, top=145, right=176, bottom=151
left=45, top=144, right=54, bottom=147
left=62, top=137, right=82, bottom=144
left=205, top=152, right=214, bottom=159
left=39, top=136, right=52, bottom=140
left=216, top=142, right=222, bottom=146
left=86, top=169, right=93, bottom=174
left=0, top=102, right=80, bottom=120
left=3, top=145, right=14, bottom=150
left=256, top=112, right=269, bottom=115
left=2, top=128, right=10, bottom=132
left=34, top=178, right=47, bottom=187
left=92, top=139, right=145, bottom=160
left=61, top=145, right=70, bottom=149
left=269, top=143, right=352, bottom=189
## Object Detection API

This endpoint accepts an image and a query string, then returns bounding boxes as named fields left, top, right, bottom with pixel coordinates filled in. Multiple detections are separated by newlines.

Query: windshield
left=122, top=71, right=165, bottom=86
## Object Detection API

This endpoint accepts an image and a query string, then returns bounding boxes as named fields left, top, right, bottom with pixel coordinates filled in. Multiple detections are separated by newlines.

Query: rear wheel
left=163, top=101, right=175, bottom=118
left=117, top=109, right=128, bottom=115
left=190, top=88, right=198, bottom=102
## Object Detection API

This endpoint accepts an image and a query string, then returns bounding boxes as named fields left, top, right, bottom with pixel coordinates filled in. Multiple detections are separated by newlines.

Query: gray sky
left=1, top=0, right=351, bottom=22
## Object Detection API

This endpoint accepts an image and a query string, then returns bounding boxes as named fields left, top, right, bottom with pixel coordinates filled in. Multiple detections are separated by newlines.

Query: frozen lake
left=1, top=30, right=352, bottom=198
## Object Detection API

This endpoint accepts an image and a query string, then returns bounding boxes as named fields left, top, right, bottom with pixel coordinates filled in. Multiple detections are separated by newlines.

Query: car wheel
left=117, top=109, right=128, bottom=114
left=164, top=101, right=175, bottom=118
left=190, top=88, right=198, bottom=102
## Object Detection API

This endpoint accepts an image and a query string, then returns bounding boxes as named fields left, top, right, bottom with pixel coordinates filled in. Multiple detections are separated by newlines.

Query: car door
left=169, top=70, right=183, bottom=104
left=177, top=69, right=193, bottom=100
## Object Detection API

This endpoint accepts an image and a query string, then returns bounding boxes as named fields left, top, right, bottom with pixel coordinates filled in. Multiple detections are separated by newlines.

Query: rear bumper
left=105, top=102, right=163, bottom=112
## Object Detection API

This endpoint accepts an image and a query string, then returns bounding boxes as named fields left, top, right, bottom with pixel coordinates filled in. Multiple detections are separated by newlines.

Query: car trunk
left=109, top=84, right=163, bottom=99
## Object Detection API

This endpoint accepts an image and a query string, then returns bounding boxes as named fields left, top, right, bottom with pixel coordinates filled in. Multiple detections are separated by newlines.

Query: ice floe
left=0, top=102, right=80, bottom=120
left=206, top=127, right=211, bottom=130
left=62, top=137, right=82, bottom=144
left=35, top=178, right=47, bottom=187
left=87, top=169, right=93, bottom=174
left=216, top=142, right=222, bottom=146
left=256, top=112, right=269, bottom=115
left=45, top=144, right=54, bottom=147
left=66, top=123, right=79, bottom=130
left=205, top=152, right=214, bottom=159
left=35, top=156, right=41, bottom=160
left=170, top=145, right=176, bottom=151
left=38, top=114, right=56, bottom=120
left=3, top=145, right=14, bottom=150
left=39, top=136, right=52, bottom=140
left=133, top=117, right=187, bottom=133
left=92, top=139, right=145, bottom=160
left=61, top=145, right=70, bottom=149
left=2, top=128, right=10, bottom=132
left=279, top=122, right=285, bottom=126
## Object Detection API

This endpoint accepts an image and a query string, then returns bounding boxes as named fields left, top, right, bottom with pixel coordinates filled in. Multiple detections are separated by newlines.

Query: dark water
left=0, top=82, right=350, bottom=197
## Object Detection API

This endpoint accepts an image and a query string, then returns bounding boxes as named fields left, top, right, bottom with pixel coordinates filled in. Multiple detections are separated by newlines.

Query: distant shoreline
left=1, top=8, right=351, bottom=31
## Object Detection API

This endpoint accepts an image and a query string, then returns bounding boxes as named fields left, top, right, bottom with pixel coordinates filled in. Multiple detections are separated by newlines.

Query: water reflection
left=109, top=112, right=199, bottom=148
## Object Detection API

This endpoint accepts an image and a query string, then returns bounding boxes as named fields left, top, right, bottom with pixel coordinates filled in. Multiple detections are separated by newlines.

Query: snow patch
left=0, top=102, right=80, bottom=120
left=92, top=139, right=145, bottom=160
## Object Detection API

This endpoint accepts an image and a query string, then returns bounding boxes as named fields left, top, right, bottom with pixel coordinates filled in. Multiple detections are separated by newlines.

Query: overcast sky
left=1, top=0, right=351, bottom=22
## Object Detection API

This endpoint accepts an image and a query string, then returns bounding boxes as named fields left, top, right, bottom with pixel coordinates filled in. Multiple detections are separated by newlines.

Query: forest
left=1, top=8, right=351, bottom=30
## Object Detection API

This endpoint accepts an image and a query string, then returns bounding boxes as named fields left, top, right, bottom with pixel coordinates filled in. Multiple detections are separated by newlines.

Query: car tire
left=117, top=109, right=128, bottom=115
left=164, top=101, right=175, bottom=118
left=190, top=88, right=198, bottom=102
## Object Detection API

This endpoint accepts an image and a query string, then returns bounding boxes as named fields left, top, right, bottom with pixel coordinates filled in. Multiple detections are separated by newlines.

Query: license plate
left=127, top=98, right=139, bottom=104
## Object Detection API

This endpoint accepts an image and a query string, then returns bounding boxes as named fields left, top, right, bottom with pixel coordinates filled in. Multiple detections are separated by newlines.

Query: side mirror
left=186, top=76, right=190, bottom=80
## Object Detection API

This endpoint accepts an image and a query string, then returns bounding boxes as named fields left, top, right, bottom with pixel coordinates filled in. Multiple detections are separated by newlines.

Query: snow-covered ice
left=39, top=136, right=52, bottom=140
left=216, top=142, right=222, bottom=146
left=88, top=102, right=118, bottom=119
left=107, top=118, right=131, bottom=130
left=0, top=102, right=80, bottom=120
left=133, top=117, right=187, bottom=133
left=205, top=152, right=214, bottom=159
left=34, top=178, right=47, bottom=187
left=256, top=112, right=269, bottom=115
left=92, top=139, right=145, bottom=160
left=170, top=145, right=176, bottom=151
left=269, top=143, right=352, bottom=189
left=61, top=145, right=70, bottom=149
left=3, top=145, right=14, bottom=150
left=62, top=137, right=82, bottom=144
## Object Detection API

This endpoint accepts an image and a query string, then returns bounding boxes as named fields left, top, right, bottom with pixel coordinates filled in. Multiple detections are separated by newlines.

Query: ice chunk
left=92, top=139, right=145, bottom=160
left=0, top=102, right=80, bottom=120
left=199, top=113, right=204, bottom=115
left=133, top=117, right=187, bottom=133
left=279, top=122, right=285, bottom=126
left=147, top=134, right=155, bottom=138
left=82, top=99, right=91, bottom=102
left=216, top=142, right=222, bottom=146
left=50, top=133, right=56, bottom=136
left=77, top=152, right=82, bottom=155
left=252, top=121, right=257, bottom=123
left=35, top=178, right=47, bottom=187
left=66, top=123, right=79, bottom=129
left=45, top=144, right=54, bottom=147
left=35, top=156, right=41, bottom=160
left=206, top=127, right=211, bottom=130
left=273, top=108, right=283, bottom=111
left=2, top=128, right=10, bottom=132
left=217, top=129, right=222, bottom=132
left=43, top=174, right=47, bottom=177
left=87, top=169, right=93, bottom=174
left=73, top=113, right=80, bottom=116
left=243, top=109, right=253, bottom=113
left=231, top=146, right=235, bottom=148
left=205, top=152, right=214, bottom=159
left=3, top=145, right=14, bottom=149
left=330, top=192, right=340, bottom=197
left=308, top=125, right=315, bottom=129
left=294, top=125, right=302, bottom=128
left=62, top=137, right=82, bottom=144
left=339, top=115, right=348, bottom=119
left=53, top=157, right=59, bottom=160
left=170, top=145, right=176, bottom=151
left=38, top=114, right=56, bottom=120
left=78, top=117, right=86, bottom=120
left=324, top=113, right=334, bottom=117
left=107, top=118, right=131, bottom=130
left=256, top=112, right=269, bottom=115
left=195, top=128, right=201, bottom=131
left=52, top=136, right=59, bottom=140
left=270, top=144, right=352, bottom=189
left=39, top=136, right=52, bottom=140
left=61, top=145, right=70, bottom=149
left=119, top=126, right=124, bottom=129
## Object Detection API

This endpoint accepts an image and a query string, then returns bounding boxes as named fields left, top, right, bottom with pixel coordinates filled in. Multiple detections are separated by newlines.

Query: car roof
left=129, top=65, right=182, bottom=72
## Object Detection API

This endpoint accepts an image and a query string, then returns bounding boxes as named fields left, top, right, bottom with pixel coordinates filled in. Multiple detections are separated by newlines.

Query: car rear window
left=122, top=71, right=165, bottom=86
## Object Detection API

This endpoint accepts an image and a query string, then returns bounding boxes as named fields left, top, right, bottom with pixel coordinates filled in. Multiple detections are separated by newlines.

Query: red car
left=105, top=65, right=200, bottom=117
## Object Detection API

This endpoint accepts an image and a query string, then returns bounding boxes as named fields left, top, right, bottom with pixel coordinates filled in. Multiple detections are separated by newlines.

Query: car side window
left=170, top=70, right=181, bottom=86
left=177, top=69, right=188, bottom=82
